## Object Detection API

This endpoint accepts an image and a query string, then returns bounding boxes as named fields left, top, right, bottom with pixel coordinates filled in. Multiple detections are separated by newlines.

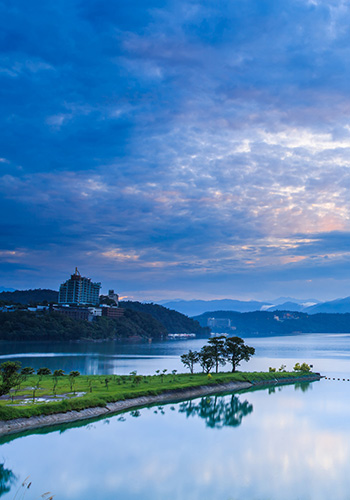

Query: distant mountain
left=160, top=296, right=325, bottom=316
left=304, top=296, right=350, bottom=314
left=0, top=289, right=58, bottom=305
left=157, top=298, right=183, bottom=305
left=270, top=296, right=320, bottom=305
left=264, top=302, right=305, bottom=312
left=0, top=287, right=15, bottom=292
left=159, top=299, right=273, bottom=316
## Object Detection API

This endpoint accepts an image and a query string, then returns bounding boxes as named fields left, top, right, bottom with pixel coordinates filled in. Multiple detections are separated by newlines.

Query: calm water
left=1, top=334, right=350, bottom=499
left=0, top=333, right=349, bottom=377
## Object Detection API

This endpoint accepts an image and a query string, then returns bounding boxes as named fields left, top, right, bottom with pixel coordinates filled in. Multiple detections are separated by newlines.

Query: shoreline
left=0, top=374, right=321, bottom=437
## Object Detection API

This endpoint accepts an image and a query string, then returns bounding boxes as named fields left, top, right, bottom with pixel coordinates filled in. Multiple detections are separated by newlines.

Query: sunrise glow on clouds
left=1, top=0, right=350, bottom=299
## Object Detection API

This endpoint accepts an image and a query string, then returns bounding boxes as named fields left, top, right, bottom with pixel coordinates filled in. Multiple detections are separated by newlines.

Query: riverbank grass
left=0, top=371, right=316, bottom=421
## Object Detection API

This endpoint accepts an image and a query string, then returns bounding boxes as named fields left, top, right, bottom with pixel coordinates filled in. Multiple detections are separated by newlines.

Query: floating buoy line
left=324, top=377, right=350, bottom=381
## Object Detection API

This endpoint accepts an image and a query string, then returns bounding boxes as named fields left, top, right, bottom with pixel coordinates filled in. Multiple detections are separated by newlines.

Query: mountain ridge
left=160, top=296, right=350, bottom=315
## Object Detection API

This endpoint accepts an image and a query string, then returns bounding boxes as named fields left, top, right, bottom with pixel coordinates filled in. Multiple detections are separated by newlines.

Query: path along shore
left=0, top=374, right=321, bottom=437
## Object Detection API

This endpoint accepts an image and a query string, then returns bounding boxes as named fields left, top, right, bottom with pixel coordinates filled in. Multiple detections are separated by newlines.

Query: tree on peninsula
left=225, top=336, right=255, bottom=372
left=293, top=362, right=311, bottom=372
left=207, top=335, right=227, bottom=373
left=198, top=345, right=216, bottom=374
left=180, top=350, right=199, bottom=374
left=180, top=336, right=255, bottom=374
left=0, top=361, right=22, bottom=397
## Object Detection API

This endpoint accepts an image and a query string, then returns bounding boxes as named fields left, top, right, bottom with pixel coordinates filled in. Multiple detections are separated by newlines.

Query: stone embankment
left=0, top=374, right=321, bottom=437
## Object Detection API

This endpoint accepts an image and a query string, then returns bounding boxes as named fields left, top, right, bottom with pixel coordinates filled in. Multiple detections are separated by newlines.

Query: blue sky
left=1, top=0, right=350, bottom=301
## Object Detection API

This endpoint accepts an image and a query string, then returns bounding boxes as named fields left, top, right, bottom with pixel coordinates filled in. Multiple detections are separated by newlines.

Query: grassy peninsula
left=0, top=370, right=319, bottom=422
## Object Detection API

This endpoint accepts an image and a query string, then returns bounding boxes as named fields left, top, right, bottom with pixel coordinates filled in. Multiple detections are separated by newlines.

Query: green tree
left=180, top=350, right=199, bottom=374
left=37, top=367, right=52, bottom=376
left=21, top=366, right=35, bottom=377
left=69, top=371, right=80, bottom=393
left=198, top=346, right=215, bottom=374
left=104, top=377, right=112, bottom=390
left=0, top=361, right=22, bottom=397
left=208, top=336, right=227, bottom=373
left=53, top=369, right=64, bottom=377
left=52, top=369, right=64, bottom=397
left=32, top=383, right=40, bottom=403
left=224, top=336, right=255, bottom=372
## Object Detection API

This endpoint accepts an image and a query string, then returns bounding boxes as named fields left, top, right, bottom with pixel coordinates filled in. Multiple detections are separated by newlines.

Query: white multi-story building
left=58, top=268, right=101, bottom=306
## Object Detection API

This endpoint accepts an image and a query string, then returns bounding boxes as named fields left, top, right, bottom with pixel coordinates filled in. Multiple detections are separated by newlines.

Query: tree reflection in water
left=294, top=382, right=312, bottom=392
left=0, top=463, right=16, bottom=497
left=178, top=394, right=253, bottom=428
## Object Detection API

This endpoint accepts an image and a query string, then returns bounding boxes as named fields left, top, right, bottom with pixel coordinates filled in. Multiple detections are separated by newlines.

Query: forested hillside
left=0, top=309, right=166, bottom=341
left=120, top=301, right=210, bottom=334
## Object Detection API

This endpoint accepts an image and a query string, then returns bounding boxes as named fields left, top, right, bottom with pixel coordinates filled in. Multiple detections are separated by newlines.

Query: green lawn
left=0, top=370, right=317, bottom=421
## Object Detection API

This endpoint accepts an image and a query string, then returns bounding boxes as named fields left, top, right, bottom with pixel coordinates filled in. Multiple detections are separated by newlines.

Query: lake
left=0, top=333, right=350, bottom=499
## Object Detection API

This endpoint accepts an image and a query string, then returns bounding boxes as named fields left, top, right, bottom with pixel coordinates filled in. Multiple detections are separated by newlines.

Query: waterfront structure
left=58, top=268, right=101, bottom=305
left=55, top=306, right=90, bottom=321
left=207, top=318, right=232, bottom=328
left=101, top=306, right=124, bottom=318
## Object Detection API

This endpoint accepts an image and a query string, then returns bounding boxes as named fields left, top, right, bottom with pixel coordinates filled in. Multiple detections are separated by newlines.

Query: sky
left=1, top=0, right=350, bottom=301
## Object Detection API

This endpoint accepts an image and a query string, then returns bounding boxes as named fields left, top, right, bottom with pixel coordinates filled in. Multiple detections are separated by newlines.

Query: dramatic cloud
left=1, top=0, right=350, bottom=299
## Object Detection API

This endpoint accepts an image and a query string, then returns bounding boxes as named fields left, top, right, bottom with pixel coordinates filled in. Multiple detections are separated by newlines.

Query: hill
left=193, top=310, right=350, bottom=336
left=120, top=301, right=210, bottom=334
left=0, top=309, right=166, bottom=341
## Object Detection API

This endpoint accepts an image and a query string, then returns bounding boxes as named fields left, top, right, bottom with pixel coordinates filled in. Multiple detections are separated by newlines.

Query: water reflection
left=0, top=464, right=15, bottom=497
left=115, top=394, right=254, bottom=430
left=2, top=381, right=349, bottom=500
left=295, top=381, right=313, bottom=392
left=178, top=395, right=253, bottom=428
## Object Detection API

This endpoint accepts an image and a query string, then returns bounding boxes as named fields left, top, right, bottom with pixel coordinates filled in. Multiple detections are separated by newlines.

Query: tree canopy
left=181, top=336, right=255, bottom=374
left=225, top=336, right=255, bottom=372
left=180, top=350, right=199, bottom=374
left=0, top=361, right=22, bottom=397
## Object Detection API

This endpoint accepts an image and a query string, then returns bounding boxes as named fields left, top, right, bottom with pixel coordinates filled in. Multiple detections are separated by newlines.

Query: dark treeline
left=0, top=309, right=166, bottom=341
left=0, top=289, right=58, bottom=305
left=194, top=310, right=350, bottom=335
left=120, top=301, right=210, bottom=334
